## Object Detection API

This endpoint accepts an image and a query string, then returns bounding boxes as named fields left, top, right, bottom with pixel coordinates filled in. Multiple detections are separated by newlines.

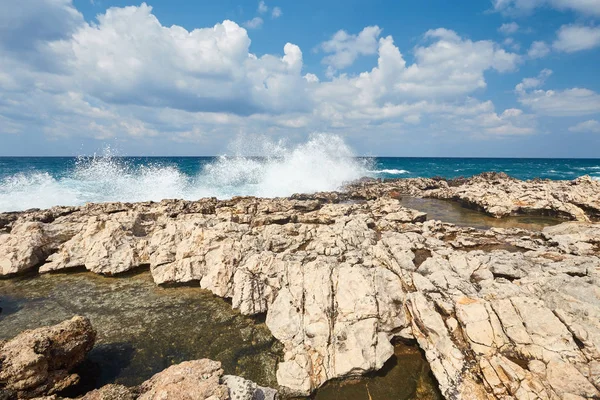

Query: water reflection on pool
left=312, top=342, right=442, bottom=400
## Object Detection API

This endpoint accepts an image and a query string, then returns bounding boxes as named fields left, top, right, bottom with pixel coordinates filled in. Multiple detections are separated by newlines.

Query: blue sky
left=1, top=0, right=599, bottom=156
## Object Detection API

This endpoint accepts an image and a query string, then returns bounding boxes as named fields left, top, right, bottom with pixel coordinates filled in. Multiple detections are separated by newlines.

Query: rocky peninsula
left=1, top=172, right=599, bottom=399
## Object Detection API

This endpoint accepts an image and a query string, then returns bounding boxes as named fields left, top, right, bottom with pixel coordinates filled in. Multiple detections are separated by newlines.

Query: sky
left=0, top=0, right=600, bottom=157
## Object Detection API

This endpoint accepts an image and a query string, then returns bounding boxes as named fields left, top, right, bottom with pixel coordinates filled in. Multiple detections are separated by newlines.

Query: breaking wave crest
left=0, top=134, right=369, bottom=212
left=368, top=169, right=410, bottom=175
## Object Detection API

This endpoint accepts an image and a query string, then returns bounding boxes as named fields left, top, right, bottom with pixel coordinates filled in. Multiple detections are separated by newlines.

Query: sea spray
left=0, top=172, right=80, bottom=212
left=367, top=169, right=410, bottom=175
left=3, top=146, right=598, bottom=213
left=0, top=134, right=369, bottom=212
left=202, top=134, right=370, bottom=197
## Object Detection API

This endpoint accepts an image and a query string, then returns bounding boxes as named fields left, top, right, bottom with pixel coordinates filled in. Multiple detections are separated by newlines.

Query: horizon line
left=1, top=155, right=600, bottom=160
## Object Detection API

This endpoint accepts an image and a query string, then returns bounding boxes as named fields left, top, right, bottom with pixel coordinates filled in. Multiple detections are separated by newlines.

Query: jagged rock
left=40, top=213, right=151, bottom=275
left=137, top=359, right=229, bottom=400
left=0, top=175, right=599, bottom=399
left=0, top=223, right=51, bottom=276
left=346, top=173, right=600, bottom=221
left=542, top=222, right=600, bottom=255
left=0, top=316, right=96, bottom=399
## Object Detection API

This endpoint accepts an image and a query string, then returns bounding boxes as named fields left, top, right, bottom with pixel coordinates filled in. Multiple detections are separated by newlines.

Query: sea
left=1, top=136, right=599, bottom=213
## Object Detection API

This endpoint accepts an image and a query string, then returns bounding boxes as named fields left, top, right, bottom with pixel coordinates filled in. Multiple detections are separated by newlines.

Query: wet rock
left=0, top=316, right=96, bottom=399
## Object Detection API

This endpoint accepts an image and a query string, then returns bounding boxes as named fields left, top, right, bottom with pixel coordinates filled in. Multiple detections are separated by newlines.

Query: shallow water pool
left=0, top=270, right=441, bottom=399
left=398, top=196, right=562, bottom=231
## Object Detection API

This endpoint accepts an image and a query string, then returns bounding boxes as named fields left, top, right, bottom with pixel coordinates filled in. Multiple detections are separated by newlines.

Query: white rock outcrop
left=1, top=175, right=599, bottom=399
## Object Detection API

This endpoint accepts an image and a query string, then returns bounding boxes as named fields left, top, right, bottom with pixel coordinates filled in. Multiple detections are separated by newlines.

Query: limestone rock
left=1, top=174, right=599, bottom=399
left=0, top=316, right=96, bottom=399
left=0, top=223, right=52, bottom=276
left=346, top=172, right=600, bottom=221
left=137, top=359, right=229, bottom=400
left=80, top=384, right=134, bottom=400
left=222, top=375, right=277, bottom=400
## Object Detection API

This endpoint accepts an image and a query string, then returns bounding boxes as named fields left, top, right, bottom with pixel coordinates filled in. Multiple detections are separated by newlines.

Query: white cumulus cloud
left=492, top=0, right=600, bottom=16
left=60, top=4, right=309, bottom=115
left=499, top=22, right=519, bottom=35
left=519, top=88, right=600, bottom=116
left=271, top=7, right=282, bottom=18
left=553, top=24, right=600, bottom=53
left=244, top=17, right=263, bottom=29
left=515, top=69, right=552, bottom=91
left=569, top=120, right=600, bottom=133
left=517, top=71, right=600, bottom=117
left=320, top=26, right=382, bottom=71
left=0, top=0, right=538, bottom=151
left=258, top=1, right=268, bottom=14
left=527, top=41, right=550, bottom=58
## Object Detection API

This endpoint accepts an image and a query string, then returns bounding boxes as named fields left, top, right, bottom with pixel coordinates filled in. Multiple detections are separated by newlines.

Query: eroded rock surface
left=136, top=359, right=275, bottom=400
left=222, top=375, right=278, bottom=400
left=137, top=359, right=228, bottom=400
left=1, top=175, right=599, bottom=399
left=346, top=172, right=600, bottom=221
left=0, top=316, right=96, bottom=399
left=80, top=384, right=135, bottom=400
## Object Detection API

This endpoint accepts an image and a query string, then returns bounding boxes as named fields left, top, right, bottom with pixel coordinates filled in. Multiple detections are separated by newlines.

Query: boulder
left=0, top=316, right=96, bottom=399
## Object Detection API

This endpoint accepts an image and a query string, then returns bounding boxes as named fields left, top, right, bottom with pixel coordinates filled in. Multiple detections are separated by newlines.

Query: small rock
left=137, top=359, right=229, bottom=400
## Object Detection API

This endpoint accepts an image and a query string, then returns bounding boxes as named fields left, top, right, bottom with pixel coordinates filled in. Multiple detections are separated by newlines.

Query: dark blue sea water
left=1, top=154, right=599, bottom=212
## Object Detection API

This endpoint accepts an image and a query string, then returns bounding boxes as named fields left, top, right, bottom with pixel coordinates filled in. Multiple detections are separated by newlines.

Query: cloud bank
left=0, top=0, right=598, bottom=155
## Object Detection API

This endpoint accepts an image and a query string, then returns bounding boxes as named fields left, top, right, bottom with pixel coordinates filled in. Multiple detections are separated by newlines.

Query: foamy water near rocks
left=1, top=173, right=599, bottom=399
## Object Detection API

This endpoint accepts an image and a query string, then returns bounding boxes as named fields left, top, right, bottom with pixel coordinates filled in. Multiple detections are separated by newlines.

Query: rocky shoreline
left=344, top=172, right=600, bottom=222
left=1, top=173, right=599, bottom=399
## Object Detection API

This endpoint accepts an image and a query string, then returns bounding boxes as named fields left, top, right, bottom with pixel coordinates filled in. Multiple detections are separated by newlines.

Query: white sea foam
left=0, top=134, right=370, bottom=212
left=0, top=172, right=80, bottom=212
left=368, top=169, right=410, bottom=175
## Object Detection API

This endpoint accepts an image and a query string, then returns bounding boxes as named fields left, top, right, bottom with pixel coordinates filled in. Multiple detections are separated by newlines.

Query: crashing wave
left=368, top=169, right=410, bottom=175
left=0, top=134, right=369, bottom=212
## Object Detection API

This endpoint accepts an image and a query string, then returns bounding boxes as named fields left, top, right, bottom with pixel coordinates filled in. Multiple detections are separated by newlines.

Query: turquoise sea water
left=1, top=154, right=599, bottom=212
